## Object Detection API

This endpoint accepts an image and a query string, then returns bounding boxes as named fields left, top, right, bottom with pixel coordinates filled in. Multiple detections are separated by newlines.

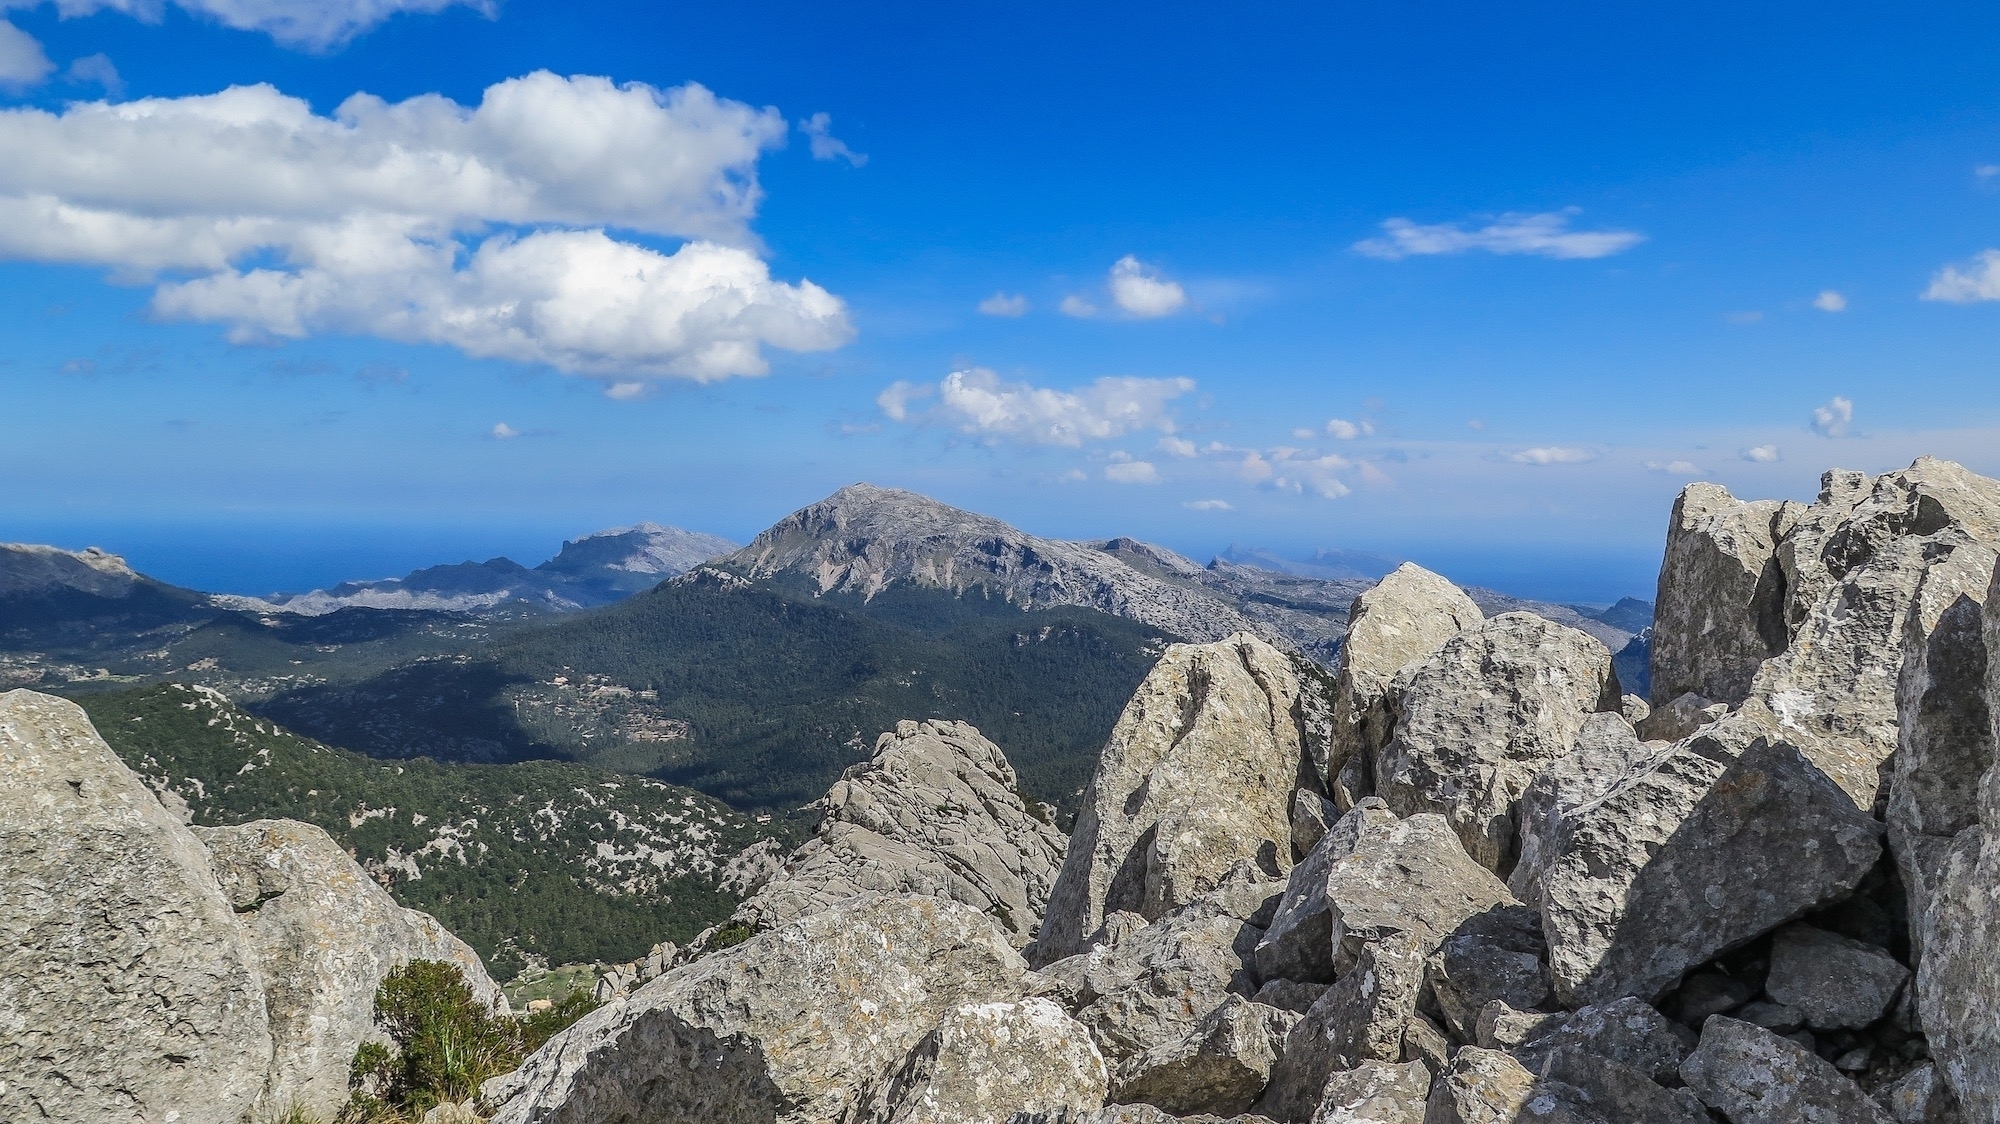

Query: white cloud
left=1509, top=446, right=1598, bottom=465
left=1183, top=499, right=1232, bottom=511
left=1057, top=468, right=1087, bottom=483
left=491, top=421, right=519, bottom=439
left=1980, top=165, right=2000, bottom=179
left=605, top=381, right=645, bottom=400
left=1353, top=208, right=1643, bottom=261
left=1236, top=450, right=1273, bottom=482
left=0, top=20, right=51, bottom=87
left=1157, top=435, right=1197, bottom=458
left=978, top=291, right=1028, bottom=317
left=1324, top=417, right=1374, bottom=440
left=799, top=112, right=866, bottom=167
left=63, top=52, right=121, bottom=95
left=1812, top=289, right=1847, bottom=312
left=1924, top=250, right=2000, bottom=303
left=1644, top=459, right=1701, bottom=474
left=1107, top=255, right=1187, bottom=317
left=1059, top=294, right=1097, bottom=318
left=0, top=73, right=853, bottom=381
left=1741, top=444, right=1782, bottom=463
left=1810, top=395, right=1853, bottom=438
left=880, top=368, right=1195, bottom=446
left=6, top=0, right=487, bottom=50
left=1104, top=459, right=1160, bottom=484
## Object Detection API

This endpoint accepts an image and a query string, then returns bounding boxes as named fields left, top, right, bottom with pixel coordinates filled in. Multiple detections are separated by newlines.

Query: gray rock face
left=1762, top=923, right=1909, bottom=1031
left=1425, top=904, right=1550, bottom=1040
left=0, top=689, right=272, bottom=1124
left=199, top=819, right=503, bottom=1118
left=1290, top=789, right=1339, bottom=862
left=1512, top=997, right=1694, bottom=1085
left=1472, top=1001, right=1560, bottom=1050
left=1255, top=806, right=1515, bottom=989
left=1528, top=725, right=1883, bottom=1007
left=1373, top=612, right=1618, bottom=873
left=1040, top=634, right=1306, bottom=962
left=1422, top=1048, right=1600, bottom=1124
left=1889, top=545, right=1997, bottom=959
left=1109, top=995, right=1296, bottom=1116
left=1536, top=1047, right=1711, bottom=1124
left=482, top=894, right=1027, bottom=1124
left=1678, top=1016, right=1894, bottom=1124
left=1308, top=1060, right=1430, bottom=1124
left=1635, top=691, right=1729, bottom=744
left=1880, top=1064, right=1965, bottom=1124
left=1509, top=713, right=1662, bottom=909
left=1650, top=483, right=1794, bottom=707
left=1256, top=932, right=1427, bottom=1122
left=735, top=719, right=1067, bottom=946
left=858, top=999, right=1108, bottom=1124
left=1329, top=563, right=1483, bottom=798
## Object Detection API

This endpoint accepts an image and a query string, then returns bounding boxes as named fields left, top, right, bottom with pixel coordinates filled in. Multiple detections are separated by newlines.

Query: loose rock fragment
left=1678, top=1016, right=1895, bottom=1124
left=1763, top=923, right=1910, bottom=1031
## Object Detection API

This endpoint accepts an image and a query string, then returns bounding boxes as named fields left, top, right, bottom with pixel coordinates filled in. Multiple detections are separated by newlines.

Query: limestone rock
left=1917, top=796, right=2000, bottom=1120
left=199, top=819, right=503, bottom=1118
left=735, top=719, right=1067, bottom=946
left=1073, top=875, right=1281, bottom=1063
left=1040, top=634, right=1307, bottom=961
left=1649, top=482, right=1794, bottom=708
left=1425, top=904, right=1549, bottom=1041
left=1374, top=613, right=1619, bottom=872
left=482, top=894, right=1026, bottom=1124
left=1254, top=805, right=1514, bottom=986
left=1529, top=726, right=1882, bottom=1007
left=1889, top=544, right=1997, bottom=959
left=1307, top=1060, right=1429, bottom=1124
left=1535, top=1047, right=1710, bottom=1124
left=1509, top=713, right=1663, bottom=910
left=0, top=689, right=272, bottom=1124
left=1109, top=995, right=1296, bottom=1117
left=1678, top=1015, right=1894, bottom=1123
left=1290, top=789, right=1339, bottom=862
left=1401, top=1013, right=1454, bottom=1075
left=1422, top=1048, right=1600, bottom=1124
left=1879, top=1064, right=1964, bottom=1124
left=859, top=998, right=1109, bottom=1124
left=1328, top=563, right=1482, bottom=798
left=1472, top=1002, right=1560, bottom=1050
left=1512, top=997, right=1694, bottom=1085
left=1635, top=691, right=1729, bottom=743
left=1255, top=932, right=1426, bottom=1123
left=1762, top=923, right=1909, bottom=1031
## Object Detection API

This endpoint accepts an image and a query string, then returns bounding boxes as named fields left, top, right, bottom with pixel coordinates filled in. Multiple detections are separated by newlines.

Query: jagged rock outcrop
left=1254, top=932, right=1426, bottom=1122
left=858, top=999, right=1108, bottom=1124
left=1038, top=635, right=1308, bottom=962
left=1422, top=1048, right=1596, bottom=1124
left=1510, top=996, right=1694, bottom=1085
left=734, top=719, right=1067, bottom=946
left=1508, top=712, right=1660, bottom=909
left=1372, top=612, right=1619, bottom=872
left=1326, top=563, right=1481, bottom=800
left=1524, top=723, right=1882, bottom=1006
left=199, top=819, right=503, bottom=1117
left=483, top=894, right=1027, bottom=1124
left=1108, top=995, right=1296, bottom=1116
left=0, top=689, right=272, bottom=1124
left=1678, top=1016, right=1894, bottom=1123
left=1306, top=1060, right=1429, bottom=1124
left=1424, top=904, right=1550, bottom=1041
left=1650, top=483, right=1794, bottom=707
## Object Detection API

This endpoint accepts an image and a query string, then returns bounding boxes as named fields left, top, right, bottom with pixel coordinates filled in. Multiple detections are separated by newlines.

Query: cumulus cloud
left=1924, top=250, right=2000, bottom=303
left=0, top=19, right=51, bottom=86
left=0, top=73, right=854, bottom=381
left=1104, top=457, right=1160, bottom=484
left=878, top=368, right=1195, bottom=446
left=1813, top=289, right=1847, bottom=312
left=6, top=0, right=489, bottom=50
left=1183, top=499, right=1232, bottom=511
left=1509, top=446, right=1597, bottom=465
left=1742, top=444, right=1782, bottom=463
left=1324, top=417, right=1375, bottom=440
left=1157, top=434, right=1197, bottom=458
left=1059, top=294, right=1097, bottom=318
left=63, top=52, right=121, bottom=95
left=1354, top=208, right=1643, bottom=261
left=1810, top=395, right=1853, bottom=438
left=1107, top=255, right=1187, bottom=317
left=978, top=291, right=1028, bottom=317
left=799, top=112, right=866, bottom=166
left=490, top=421, right=519, bottom=439
left=1644, top=459, right=1701, bottom=474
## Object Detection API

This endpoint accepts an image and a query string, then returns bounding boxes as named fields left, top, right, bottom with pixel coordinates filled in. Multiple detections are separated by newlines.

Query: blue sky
left=6, top=1, right=2000, bottom=601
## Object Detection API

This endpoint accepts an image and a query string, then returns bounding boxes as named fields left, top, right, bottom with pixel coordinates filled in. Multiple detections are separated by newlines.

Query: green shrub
left=341, top=960, right=599, bottom=1123
left=705, top=920, right=755, bottom=953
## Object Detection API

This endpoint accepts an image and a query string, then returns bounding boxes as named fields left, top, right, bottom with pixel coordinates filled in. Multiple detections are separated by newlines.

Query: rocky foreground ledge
left=8, top=455, right=2000, bottom=1124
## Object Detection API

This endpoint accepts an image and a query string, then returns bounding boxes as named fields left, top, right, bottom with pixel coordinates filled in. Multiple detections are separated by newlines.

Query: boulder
left=1510, top=996, right=1695, bottom=1083
left=1659, top=970, right=1758, bottom=1026
left=1254, top=805, right=1514, bottom=986
left=1422, top=1048, right=1601, bottom=1124
left=1373, top=612, right=1619, bottom=873
left=1040, top=635, right=1308, bottom=961
left=736, top=719, right=1068, bottom=946
left=1254, top=932, right=1426, bottom=1123
left=1635, top=692, right=1728, bottom=744
left=1678, top=1015, right=1894, bottom=1123
left=858, top=999, right=1108, bottom=1124
left=1401, top=1013, right=1454, bottom=1075
left=1879, top=1064, right=1965, bottom=1124
left=1109, top=995, right=1296, bottom=1116
left=1328, top=563, right=1482, bottom=799
left=1762, top=923, right=1908, bottom=1031
left=482, top=894, right=1027, bottom=1124
left=1535, top=1047, right=1710, bottom=1124
left=199, top=819, right=504, bottom=1118
left=0, top=689, right=272, bottom=1124
left=1424, top=904, right=1549, bottom=1041
left=1290, top=789, right=1339, bottom=862
left=1471, top=1001, right=1561, bottom=1050
left=1649, top=482, right=1794, bottom=708
left=1889, top=545, right=1997, bottom=959
left=1307, top=1060, right=1429, bottom=1124
left=1528, top=726, right=1882, bottom=1007
left=1509, top=713, right=1662, bottom=910
left=1073, top=874, right=1281, bottom=1063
